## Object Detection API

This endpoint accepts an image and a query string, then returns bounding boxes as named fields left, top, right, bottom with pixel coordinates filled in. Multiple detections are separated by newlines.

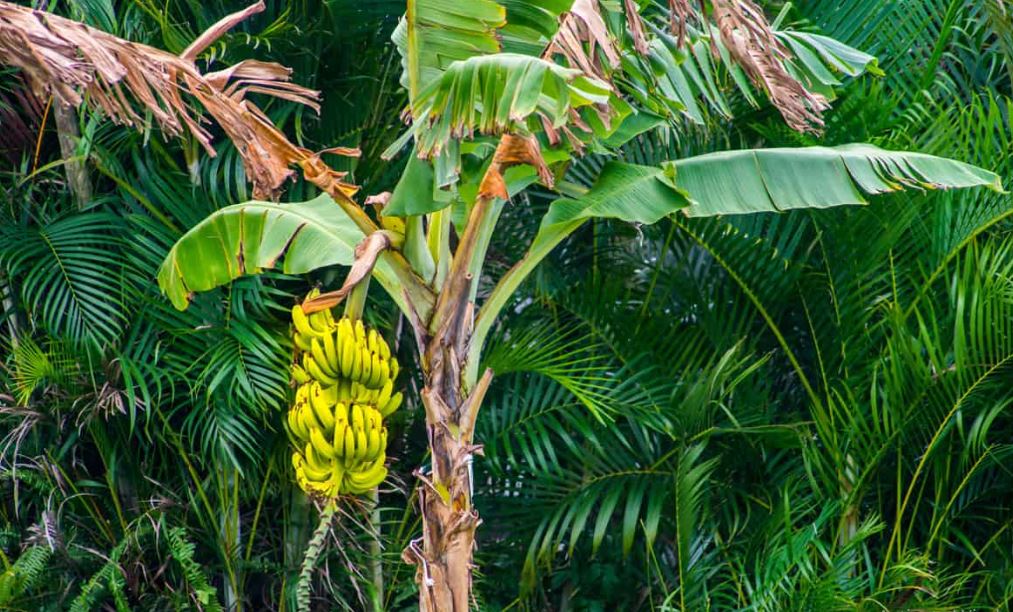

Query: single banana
left=333, top=402, right=349, bottom=427
left=304, top=354, right=338, bottom=386
left=351, top=344, right=363, bottom=382
left=294, top=333, right=312, bottom=352
left=350, top=403, right=365, bottom=432
left=390, top=357, right=400, bottom=381
left=370, top=352, right=383, bottom=388
left=310, top=338, right=337, bottom=378
left=367, top=329, right=379, bottom=356
left=309, top=385, right=335, bottom=432
left=323, top=332, right=340, bottom=373
left=293, top=461, right=310, bottom=491
left=287, top=407, right=309, bottom=441
left=332, top=421, right=348, bottom=458
left=339, top=332, right=355, bottom=378
left=378, top=337, right=391, bottom=361
left=379, top=391, right=402, bottom=417
left=366, top=426, right=381, bottom=461
left=359, top=346, right=372, bottom=385
left=363, top=406, right=376, bottom=433
left=299, top=403, right=324, bottom=434
left=310, top=428, right=337, bottom=460
left=376, top=379, right=393, bottom=408
left=342, top=427, right=356, bottom=465
left=294, top=382, right=310, bottom=405
left=354, top=319, right=367, bottom=344
left=291, top=305, right=318, bottom=339
left=377, top=358, right=390, bottom=389
left=291, top=364, right=310, bottom=384
left=307, top=309, right=330, bottom=334
left=353, top=428, right=368, bottom=463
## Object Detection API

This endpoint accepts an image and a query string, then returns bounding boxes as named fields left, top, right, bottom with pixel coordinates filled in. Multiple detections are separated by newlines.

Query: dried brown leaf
left=546, top=0, right=621, bottom=82
left=668, top=0, right=696, bottom=47
left=301, top=232, right=393, bottom=313
left=0, top=1, right=361, bottom=199
left=710, top=0, right=829, bottom=132
left=624, top=0, right=650, bottom=55
left=477, top=134, right=552, bottom=200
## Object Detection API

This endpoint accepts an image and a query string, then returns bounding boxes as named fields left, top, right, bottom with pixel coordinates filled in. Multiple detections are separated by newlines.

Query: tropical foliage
left=1, top=0, right=1011, bottom=610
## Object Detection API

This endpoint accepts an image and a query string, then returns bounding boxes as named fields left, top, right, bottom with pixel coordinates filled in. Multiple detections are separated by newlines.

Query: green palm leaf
left=1, top=213, right=126, bottom=347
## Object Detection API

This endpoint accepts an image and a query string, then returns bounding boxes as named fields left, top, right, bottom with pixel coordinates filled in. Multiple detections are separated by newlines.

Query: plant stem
left=369, top=489, right=384, bottom=612
left=297, top=502, right=336, bottom=612
left=53, top=102, right=92, bottom=210
left=344, top=272, right=371, bottom=321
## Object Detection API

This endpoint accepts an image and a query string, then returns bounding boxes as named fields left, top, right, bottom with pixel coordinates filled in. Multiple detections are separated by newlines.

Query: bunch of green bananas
left=287, top=303, right=403, bottom=498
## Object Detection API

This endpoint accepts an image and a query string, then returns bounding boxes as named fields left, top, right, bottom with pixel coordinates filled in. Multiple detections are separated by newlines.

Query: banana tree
left=2, top=0, right=1001, bottom=609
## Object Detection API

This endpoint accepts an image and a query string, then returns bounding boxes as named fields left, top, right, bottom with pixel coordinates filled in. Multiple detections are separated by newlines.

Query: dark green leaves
left=1, top=213, right=126, bottom=348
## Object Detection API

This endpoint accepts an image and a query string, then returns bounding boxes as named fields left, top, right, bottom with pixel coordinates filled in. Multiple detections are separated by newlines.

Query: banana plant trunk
left=404, top=262, right=493, bottom=611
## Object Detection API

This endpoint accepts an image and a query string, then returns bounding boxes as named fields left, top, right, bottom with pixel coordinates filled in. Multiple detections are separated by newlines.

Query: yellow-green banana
left=342, top=427, right=356, bottom=465
left=310, top=427, right=336, bottom=459
left=309, top=385, right=335, bottom=432
left=350, top=403, right=365, bottom=432
left=304, top=354, right=338, bottom=386
left=292, top=364, right=310, bottom=384
left=365, top=427, right=381, bottom=461
left=291, top=305, right=317, bottom=338
left=310, top=338, right=337, bottom=378
left=379, top=391, right=402, bottom=417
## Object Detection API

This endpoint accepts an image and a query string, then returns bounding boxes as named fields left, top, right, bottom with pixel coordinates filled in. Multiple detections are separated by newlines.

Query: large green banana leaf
left=671, top=144, right=1003, bottom=216
left=466, top=144, right=1003, bottom=377
left=157, top=194, right=401, bottom=311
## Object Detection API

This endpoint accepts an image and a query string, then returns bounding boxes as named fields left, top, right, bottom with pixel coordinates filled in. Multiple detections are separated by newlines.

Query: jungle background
left=3, top=0, right=1013, bottom=610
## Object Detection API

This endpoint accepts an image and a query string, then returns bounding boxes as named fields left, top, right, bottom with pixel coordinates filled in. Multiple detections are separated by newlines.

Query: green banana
left=344, top=457, right=387, bottom=493
left=376, top=379, right=393, bottom=408
left=332, top=421, right=348, bottom=458
left=300, top=450, right=332, bottom=481
left=339, top=335, right=354, bottom=378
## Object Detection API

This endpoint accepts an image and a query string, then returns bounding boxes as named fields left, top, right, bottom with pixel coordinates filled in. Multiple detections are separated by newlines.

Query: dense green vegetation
left=2, top=0, right=1012, bottom=610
